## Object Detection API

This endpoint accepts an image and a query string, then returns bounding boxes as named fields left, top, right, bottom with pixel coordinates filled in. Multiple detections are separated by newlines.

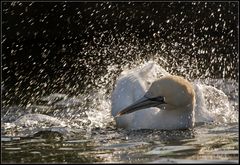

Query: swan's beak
left=116, top=95, right=165, bottom=117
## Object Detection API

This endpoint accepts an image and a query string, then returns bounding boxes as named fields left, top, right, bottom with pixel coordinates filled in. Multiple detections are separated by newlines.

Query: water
left=1, top=68, right=239, bottom=163
left=1, top=2, right=239, bottom=163
left=2, top=123, right=239, bottom=163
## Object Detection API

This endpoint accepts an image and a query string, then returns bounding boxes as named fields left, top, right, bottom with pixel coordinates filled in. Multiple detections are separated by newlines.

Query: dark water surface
left=1, top=2, right=239, bottom=163
left=2, top=123, right=238, bottom=163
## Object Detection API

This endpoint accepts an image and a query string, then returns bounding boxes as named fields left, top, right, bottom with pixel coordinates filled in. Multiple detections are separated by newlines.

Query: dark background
left=2, top=2, right=239, bottom=107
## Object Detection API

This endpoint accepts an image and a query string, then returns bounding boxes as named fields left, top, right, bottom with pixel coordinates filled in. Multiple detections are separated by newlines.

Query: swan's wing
left=111, top=73, right=146, bottom=116
left=111, top=61, right=168, bottom=116
left=138, top=61, right=170, bottom=84
left=111, top=61, right=170, bottom=129
left=111, top=73, right=147, bottom=128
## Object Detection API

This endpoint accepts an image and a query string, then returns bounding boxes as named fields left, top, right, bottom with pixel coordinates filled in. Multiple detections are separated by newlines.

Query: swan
left=111, top=62, right=214, bottom=130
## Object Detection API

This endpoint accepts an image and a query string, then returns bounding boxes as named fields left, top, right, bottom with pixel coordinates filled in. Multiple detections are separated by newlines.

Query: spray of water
left=2, top=2, right=238, bottom=137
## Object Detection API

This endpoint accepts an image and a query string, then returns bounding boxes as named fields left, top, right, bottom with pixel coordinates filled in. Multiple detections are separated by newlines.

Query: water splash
left=195, top=82, right=238, bottom=123
left=2, top=2, right=238, bottom=137
left=2, top=59, right=238, bottom=138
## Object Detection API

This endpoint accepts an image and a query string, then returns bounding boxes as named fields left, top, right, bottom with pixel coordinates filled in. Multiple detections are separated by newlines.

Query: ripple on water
left=96, top=142, right=149, bottom=150
left=145, top=145, right=198, bottom=156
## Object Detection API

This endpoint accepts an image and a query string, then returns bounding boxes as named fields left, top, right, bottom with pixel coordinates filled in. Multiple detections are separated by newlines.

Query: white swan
left=111, top=62, right=215, bottom=130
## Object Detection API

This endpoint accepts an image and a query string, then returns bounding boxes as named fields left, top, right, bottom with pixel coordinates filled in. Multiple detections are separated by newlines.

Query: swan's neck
left=120, top=104, right=195, bottom=130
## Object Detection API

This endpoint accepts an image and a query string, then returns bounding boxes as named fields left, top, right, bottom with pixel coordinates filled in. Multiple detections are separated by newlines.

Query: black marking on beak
left=116, top=95, right=166, bottom=117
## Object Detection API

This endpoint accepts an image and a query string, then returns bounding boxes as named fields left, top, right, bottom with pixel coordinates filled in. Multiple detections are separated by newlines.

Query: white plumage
left=111, top=61, right=214, bottom=130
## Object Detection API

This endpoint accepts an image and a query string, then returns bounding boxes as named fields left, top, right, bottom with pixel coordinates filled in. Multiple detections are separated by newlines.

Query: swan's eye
left=145, top=96, right=165, bottom=103
left=155, top=96, right=165, bottom=103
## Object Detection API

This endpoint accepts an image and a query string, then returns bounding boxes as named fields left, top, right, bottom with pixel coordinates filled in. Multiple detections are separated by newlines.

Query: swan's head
left=116, top=75, right=195, bottom=116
